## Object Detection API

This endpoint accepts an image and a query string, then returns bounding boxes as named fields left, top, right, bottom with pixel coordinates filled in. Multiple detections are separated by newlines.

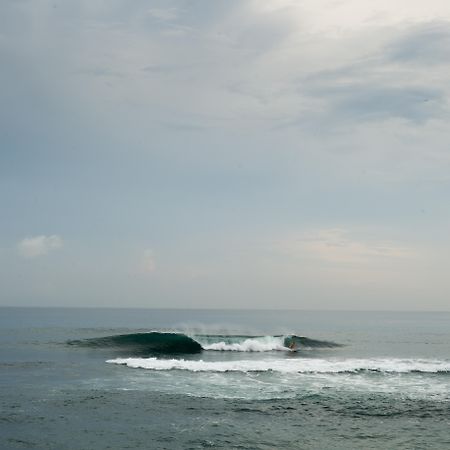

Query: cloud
left=327, top=85, right=443, bottom=123
left=146, top=7, right=179, bottom=22
left=386, top=21, right=450, bottom=65
left=140, top=249, right=156, bottom=274
left=3, top=0, right=449, bottom=140
left=298, top=38, right=448, bottom=126
left=277, top=229, right=413, bottom=266
left=18, top=235, right=63, bottom=259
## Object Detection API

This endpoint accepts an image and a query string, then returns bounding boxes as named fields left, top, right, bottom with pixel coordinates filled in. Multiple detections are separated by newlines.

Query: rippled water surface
left=1, top=308, right=449, bottom=449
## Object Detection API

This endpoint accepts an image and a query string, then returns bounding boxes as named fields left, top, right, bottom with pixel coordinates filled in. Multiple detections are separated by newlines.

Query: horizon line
left=1, top=305, right=449, bottom=313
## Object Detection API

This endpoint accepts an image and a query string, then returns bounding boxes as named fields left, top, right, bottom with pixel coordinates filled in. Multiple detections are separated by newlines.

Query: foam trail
left=107, top=357, right=450, bottom=374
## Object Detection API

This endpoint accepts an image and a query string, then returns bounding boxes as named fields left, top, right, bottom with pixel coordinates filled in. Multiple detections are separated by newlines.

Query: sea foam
left=106, top=357, right=450, bottom=374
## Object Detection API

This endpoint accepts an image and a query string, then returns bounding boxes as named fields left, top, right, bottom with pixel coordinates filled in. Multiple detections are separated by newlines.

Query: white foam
left=107, top=357, right=450, bottom=374
left=200, top=336, right=288, bottom=352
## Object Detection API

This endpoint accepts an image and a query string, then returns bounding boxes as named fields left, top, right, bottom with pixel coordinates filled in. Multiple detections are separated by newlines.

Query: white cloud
left=18, top=235, right=63, bottom=259
left=146, top=7, right=179, bottom=22
left=277, top=228, right=413, bottom=265
left=140, top=249, right=156, bottom=274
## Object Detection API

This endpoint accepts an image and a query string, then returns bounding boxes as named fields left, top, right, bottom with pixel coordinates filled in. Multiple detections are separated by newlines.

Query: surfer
left=289, top=341, right=296, bottom=351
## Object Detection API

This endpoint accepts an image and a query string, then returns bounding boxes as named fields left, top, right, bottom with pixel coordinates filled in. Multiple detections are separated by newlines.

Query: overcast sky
left=1, top=0, right=450, bottom=310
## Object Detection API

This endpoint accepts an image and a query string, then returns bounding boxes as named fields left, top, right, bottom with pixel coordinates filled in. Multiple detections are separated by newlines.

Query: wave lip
left=106, top=357, right=450, bottom=374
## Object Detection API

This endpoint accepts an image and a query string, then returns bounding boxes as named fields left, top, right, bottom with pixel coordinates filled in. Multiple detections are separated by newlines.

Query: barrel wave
left=68, top=332, right=341, bottom=355
left=68, top=332, right=203, bottom=355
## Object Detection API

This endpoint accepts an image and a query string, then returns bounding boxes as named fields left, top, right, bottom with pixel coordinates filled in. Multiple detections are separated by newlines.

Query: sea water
left=0, top=308, right=449, bottom=449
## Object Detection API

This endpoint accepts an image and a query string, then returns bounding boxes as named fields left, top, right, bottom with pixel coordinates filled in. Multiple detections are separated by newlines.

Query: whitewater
left=198, top=335, right=288, bottom=352
left=107, top=356, right=450, bottom=373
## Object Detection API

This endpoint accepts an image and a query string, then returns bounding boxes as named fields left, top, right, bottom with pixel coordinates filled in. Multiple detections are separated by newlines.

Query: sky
left=1, top=0, right=450, bottom=310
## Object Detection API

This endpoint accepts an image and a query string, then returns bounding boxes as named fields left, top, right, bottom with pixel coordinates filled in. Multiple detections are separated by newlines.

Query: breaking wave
left=107, top=357, right=450, bottom=374
left=68, top=332, right=341, bottom=355
left=199, top=335, right=340, bottom=352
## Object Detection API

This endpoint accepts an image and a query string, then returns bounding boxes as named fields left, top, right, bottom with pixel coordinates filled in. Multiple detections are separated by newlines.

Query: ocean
left=0, top=307, right=449, bottom=449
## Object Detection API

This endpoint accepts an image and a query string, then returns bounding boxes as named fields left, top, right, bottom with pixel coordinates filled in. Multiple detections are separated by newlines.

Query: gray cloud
left=317, top=84, right=444, bottom=123
left=386, top=21, right=450, bottom=65
left=2, top=1, right=450, bottom=309
left=293, top=23, right=450, bottom=127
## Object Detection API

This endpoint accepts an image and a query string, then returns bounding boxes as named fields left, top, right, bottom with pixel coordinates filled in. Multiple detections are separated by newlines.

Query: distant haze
left=1, top=1, right=450, bottom=310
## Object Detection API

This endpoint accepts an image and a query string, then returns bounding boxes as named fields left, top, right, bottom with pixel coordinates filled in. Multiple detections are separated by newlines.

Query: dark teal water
left=1, top=308, right=449, bottom=449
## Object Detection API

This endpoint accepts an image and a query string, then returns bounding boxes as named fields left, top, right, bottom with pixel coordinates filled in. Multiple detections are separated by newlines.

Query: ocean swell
left=68, top=332, right=203, bottom=355
left=68, top=332, right=341, bottom=355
